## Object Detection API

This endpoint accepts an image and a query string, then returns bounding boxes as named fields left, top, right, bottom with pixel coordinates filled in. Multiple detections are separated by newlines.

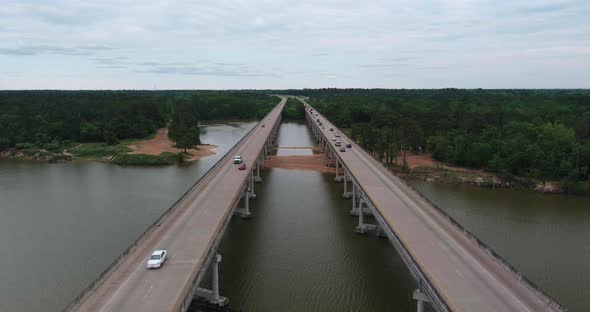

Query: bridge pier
left=342, top=171, right=352, bottom=198
left=413, top=289, right=430, bottom=312
left=248, top=173, right=257, bottom=199
left=334, top=158, right=343, bottom=182
left=195, top=253, right=229, bottom=307
left=254, top=159, right=262, bottom=183
left=355, top=197, right=377, bottom=234
left=235, top=190, right=251, bottom=218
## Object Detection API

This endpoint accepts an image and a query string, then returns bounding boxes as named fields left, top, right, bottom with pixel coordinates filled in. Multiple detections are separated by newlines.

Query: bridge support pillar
left=254, top=159, right=262, bottom=183
left=413, top=289, right=430, bottom=312
left=235, top=191, right=251, bottom=218
left=355, top=198, right=376, bottom=234
left=334, top=159, right=343, bottom=182
left=342, top=171, right=352, bottom=198
left=249, top=174, right=256, bottom=199
left=195, top=254, right=229, bottom=307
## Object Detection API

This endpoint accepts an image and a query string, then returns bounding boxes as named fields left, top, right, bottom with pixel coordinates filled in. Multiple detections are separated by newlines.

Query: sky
left=0, top=0, right=589, bottom=89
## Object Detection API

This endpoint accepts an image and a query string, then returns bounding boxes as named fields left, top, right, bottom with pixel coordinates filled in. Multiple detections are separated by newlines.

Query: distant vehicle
left=340, top=147, right=346, bottom=152
left=346, top=143, right=352, bottom=148
left=262, top=124, right=265, bottom=127
left=233, top=156, right=242, bottom=164
left=321, top=126, right=325, bottom=129
left=335, top=133, right=340, bottom=137
left=316, top=118, right=320, bottom=122
left=331, top=137, right=336, bottom=141
left=330, top=128, right=334, bottom=131
left=335, top=141, right=342, bottom=147
left=147, top=250, right=167, bottom=269
left=238, top=163, right=247, bottom=170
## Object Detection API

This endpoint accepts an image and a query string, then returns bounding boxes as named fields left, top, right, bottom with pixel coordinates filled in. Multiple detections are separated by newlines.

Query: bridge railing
left=304, top=104, right=567, bottom=312
left=64, top=102, right=281, bottom=312
left=398, top=177, right=567, bottom=311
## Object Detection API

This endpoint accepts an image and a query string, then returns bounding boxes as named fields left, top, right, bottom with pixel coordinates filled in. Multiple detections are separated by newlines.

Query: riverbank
left=0, top=127, right=217, bottom=166
left=127, top=128, right=217, bottom=161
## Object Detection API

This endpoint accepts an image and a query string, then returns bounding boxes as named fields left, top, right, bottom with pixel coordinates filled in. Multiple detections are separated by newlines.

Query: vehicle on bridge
left=346, top=143, right=352, bottom=148
left=335, top=133, right=340, bottom=137
left=233, top=156, right=242, bottom=164
left=339, top=147, right=346, bottom=152
left=147, top=250, right=167, bottom=269
left=238, top=163, right=247, bottom=170
left=331, top=137, right=336, bottom=141
left=329, top=128, right=333, bottom=131
left=335, top=141, right=342, bottom=147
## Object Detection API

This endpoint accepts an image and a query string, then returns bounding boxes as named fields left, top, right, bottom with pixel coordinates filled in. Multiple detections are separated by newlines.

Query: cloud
left=0, top=0, right=588, bottom=88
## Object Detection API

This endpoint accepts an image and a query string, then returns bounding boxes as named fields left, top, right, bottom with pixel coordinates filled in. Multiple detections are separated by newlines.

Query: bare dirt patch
left=127, top=128, right=217, bottom=161
left=404, top=152, right=482, bottom=173
left=264, top=154, right=337, bottom=174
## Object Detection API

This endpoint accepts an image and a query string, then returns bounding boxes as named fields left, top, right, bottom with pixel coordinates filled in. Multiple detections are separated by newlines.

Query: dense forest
left=290, top=89, right=590, bottom=193
left=0, top=91, right=277, bottom=163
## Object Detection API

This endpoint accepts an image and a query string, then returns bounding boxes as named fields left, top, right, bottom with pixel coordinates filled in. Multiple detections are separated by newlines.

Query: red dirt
left=404, top=152, right=482, bottom=173
left=264, top=154, right=339, bottom=174
left=127, top=128, right=217, bottom=161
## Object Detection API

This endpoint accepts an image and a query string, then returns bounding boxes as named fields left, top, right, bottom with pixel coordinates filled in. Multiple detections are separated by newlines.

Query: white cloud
left=0, top=0, right=589, bottom=89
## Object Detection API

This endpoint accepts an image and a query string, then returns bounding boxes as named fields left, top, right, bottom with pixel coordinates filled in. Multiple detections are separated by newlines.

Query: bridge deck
left=70, top=99, right=285, bottom=312
left=306, top=102, right=564, bottom=312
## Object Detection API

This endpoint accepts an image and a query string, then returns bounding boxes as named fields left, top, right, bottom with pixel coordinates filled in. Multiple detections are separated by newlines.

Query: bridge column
left=235, top=190, right=251, bottom=218
left=195, top=253, right=229, bottom=307
left=254, top=158, right=262, bottom=183
left=249, top=173, right=256, bottom=199
left=413, top=289, right=430, bottom=312
left=355, top=196, right=376, bottom=234
left=334, top=158, right=343, bottom=182
left=342, top=171, right=352, bottom=198
left=350, top=183, right=358, bottom=215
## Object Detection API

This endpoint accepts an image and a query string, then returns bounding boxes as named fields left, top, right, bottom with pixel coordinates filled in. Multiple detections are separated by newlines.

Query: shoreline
left=126, top=128, right=217, bottom=162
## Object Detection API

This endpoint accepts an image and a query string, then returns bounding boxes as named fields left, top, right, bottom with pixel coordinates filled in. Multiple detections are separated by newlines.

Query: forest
left=0, top=91, right=277, bottom=163
left=291, top=89, right=590, bottom=193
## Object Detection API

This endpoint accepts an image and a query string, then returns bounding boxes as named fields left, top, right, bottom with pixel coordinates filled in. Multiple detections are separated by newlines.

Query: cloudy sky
left=0, top=0, right=589, bottom=89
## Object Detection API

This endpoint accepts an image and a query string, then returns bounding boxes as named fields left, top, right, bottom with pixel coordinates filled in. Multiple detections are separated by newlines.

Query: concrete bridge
left=66, top=98, right=285, bottom=312
left=65, top=96, right=566, bottom=312
left=304, top=100, right=566, bottom=312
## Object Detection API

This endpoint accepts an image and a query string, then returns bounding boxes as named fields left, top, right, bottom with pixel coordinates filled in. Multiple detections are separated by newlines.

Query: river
left=0, top=121, right=588, bottom=311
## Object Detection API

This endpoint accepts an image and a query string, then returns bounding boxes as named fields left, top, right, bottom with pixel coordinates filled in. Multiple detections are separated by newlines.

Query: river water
left=0, top=121, right=589, bottom=311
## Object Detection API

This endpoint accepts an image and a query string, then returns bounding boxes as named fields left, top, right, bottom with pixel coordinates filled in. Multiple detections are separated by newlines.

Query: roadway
left=305, top=101, right=565, bottom=312
left=70, top=98, right=285, bottom=312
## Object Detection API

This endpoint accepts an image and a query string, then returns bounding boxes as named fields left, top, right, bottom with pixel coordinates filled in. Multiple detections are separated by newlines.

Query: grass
left=69, top=142, right=132, bottom=160
left=111, top=152, right=183, bottom=166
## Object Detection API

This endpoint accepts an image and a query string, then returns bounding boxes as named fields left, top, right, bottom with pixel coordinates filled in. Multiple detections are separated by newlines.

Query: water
left=1, top=120, right=589, bottom=312
left=0, top=122, right=255, bottom=312
left=409, top=182, right=590, bottom=312
left=216, top=122, right=416, bottom=311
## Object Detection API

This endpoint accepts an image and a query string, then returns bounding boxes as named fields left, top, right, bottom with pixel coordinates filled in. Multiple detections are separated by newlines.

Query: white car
left=147, top=250, right=167, bottom=269
left=233, top=156, right=243, bottom=164
left=331, top=137, right=336, bottom=141
left=335, top=133, right=340, bottom=137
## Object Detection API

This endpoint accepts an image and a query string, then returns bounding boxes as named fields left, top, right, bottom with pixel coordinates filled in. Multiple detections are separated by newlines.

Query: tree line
left=287, top=89, right=590, bottom=193
left=0, top=90, right=277, bottom=154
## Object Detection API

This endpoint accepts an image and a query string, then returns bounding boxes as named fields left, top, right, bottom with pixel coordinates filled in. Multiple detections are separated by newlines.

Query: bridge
left=304, top=100, right=566, bottom=312
left=66, top=98, right=285, bottom=312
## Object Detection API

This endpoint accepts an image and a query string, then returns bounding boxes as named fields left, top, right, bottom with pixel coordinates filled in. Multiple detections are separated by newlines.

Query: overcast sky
left=1, top=0, right=589, bottom=89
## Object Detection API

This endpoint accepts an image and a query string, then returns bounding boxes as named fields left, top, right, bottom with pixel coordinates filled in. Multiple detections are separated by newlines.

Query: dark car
left=330, top=128, right=334, bottom=131
left=346, top=143, right=352, bottom=148
left=238, top=163, right=247, bottom=170
left=340, top=147, right=346, bottom=152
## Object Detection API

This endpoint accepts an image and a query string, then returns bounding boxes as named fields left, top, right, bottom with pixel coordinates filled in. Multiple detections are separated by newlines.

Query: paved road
left=305, top=102, right=565, bottom=312
left=71, top=99, right=285, bottom=312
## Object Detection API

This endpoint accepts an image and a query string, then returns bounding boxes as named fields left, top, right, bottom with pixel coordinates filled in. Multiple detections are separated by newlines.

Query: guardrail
left=64, top=103, right=280, bottom=312
left=304, top=105, right=567, bottom=312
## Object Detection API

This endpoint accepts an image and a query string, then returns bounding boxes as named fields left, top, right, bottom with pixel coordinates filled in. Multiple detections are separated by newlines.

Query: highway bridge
left=66, top=98, right=285, bottom=312
left=65, top=95, right=566, bottom=312
left=304, top=100, right=566, bottom=312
